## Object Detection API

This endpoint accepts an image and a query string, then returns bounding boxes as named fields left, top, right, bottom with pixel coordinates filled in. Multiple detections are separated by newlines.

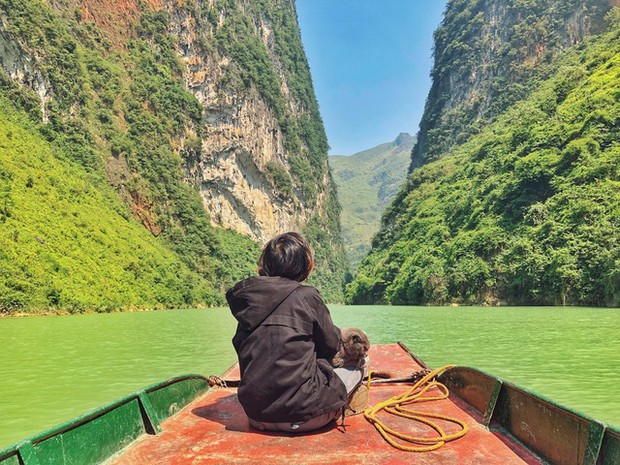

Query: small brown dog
left=331, top=327, right=370, bottom=369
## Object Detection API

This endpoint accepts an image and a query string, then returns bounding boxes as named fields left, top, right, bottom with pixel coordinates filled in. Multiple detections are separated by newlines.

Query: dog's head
left=341, top=327, right=370, bottom=360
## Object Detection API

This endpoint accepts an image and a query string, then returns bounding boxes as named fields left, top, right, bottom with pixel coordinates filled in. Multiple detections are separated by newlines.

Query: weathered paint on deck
left=110, top=344, right=544, bottom=464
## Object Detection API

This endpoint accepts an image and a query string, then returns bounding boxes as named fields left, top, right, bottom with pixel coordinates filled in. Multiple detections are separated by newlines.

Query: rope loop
left=363, top=365, right=468, bottom=452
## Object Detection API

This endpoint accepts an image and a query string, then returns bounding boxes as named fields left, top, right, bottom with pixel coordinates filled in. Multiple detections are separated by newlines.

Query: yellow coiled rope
left=364, top=365, right=468, bottom=452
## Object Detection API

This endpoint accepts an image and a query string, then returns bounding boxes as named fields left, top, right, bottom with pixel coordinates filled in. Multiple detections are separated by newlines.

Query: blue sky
left=296, top=0, right=447, bottom=155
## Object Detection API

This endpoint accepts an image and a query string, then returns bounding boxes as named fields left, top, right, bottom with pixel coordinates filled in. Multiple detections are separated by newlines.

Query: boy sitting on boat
left=226, top=232, right=366, bottom=433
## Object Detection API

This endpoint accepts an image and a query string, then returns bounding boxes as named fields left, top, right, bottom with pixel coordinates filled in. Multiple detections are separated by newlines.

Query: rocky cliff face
left=0, top=0, right=346, bottom=306
left=0, top=27, right=50, bottom=120
left=168, top=2, right=330, bottom=243
left=411, top=0, right=612, bottom=168
left=63, top=0, right=338, bottom=246
left=168, top=0, right=346, bottom=298
left=179, top=0, right=345, bottom=299
left=347, top=0, right=620, bottom=307
left=46, top=0, right=325, bottom=244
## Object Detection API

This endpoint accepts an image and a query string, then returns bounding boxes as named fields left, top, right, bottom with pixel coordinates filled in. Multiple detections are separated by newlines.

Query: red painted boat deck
left=110, top=344, right=544, bottom=464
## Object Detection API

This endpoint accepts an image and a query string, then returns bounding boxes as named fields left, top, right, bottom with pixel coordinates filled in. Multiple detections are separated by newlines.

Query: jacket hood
left=226, top=276, right=301, bottom=331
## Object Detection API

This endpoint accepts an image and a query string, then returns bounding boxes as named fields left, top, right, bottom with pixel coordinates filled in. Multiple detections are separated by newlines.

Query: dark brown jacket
left=226, top=276, right=347, bottom=423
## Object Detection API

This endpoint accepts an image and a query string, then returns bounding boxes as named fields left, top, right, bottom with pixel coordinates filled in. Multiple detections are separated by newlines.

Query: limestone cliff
left=411, top=0, right=612, bottom=168
left=347, top=0, right=620, bottom=307
left=0, top=27, right=50, bottom=120
left=168, top=1, right=335, bottom=244
left=0, top=0, right=346, bottom=309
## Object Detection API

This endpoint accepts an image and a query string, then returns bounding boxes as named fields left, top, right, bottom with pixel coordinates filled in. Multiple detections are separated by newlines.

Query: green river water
left=1, top=305, right=619, bottom=449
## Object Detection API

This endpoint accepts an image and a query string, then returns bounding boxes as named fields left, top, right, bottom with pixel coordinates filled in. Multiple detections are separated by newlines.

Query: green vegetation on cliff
left=413, top=0, right=610, bottom=167
left=0, top=0, right=259, bottom=314
left=0, top=0, right=346, bottom=312
left=348, top=12, right=620, bottom=307
left=208, top=0, right=347, bottom=300
left=0, top=96, right=225, bottom=311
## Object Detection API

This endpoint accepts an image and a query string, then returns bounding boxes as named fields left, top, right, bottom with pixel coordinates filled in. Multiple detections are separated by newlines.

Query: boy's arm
left=301, top=287, right=341, bottom=360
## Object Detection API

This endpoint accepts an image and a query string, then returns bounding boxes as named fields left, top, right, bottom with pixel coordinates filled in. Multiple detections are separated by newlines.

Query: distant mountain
left=330, top=133, right=415, bottom=271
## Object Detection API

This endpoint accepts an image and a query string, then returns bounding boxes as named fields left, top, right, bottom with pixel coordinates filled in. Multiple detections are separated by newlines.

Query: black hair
left=258, top=232, right=315, bottom=282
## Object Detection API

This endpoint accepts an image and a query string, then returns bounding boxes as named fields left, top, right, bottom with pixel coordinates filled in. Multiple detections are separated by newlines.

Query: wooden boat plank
left=109, top=344, right=544, bottom=465
left=599, top=427, right=620, bottom=465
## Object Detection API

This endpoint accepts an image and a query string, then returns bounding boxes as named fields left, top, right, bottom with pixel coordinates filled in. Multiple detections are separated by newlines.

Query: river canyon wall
left=412, top=0, right=611, bottom=168
left=348, top=0, right=620, bottom=307
left=0, top=0, right=345, bottom=313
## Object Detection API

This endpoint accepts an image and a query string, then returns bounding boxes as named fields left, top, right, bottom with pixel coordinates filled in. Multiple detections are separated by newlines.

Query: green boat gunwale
left=439, top=365, right=620, bottom=465
left=1, top=346, right=619, bottom=465
left=441, top=365, right=598, bottom=423
left=0, top=374, right=211, bottom=465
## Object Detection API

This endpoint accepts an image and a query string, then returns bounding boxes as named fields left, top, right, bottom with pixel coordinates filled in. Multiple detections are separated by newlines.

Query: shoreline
left=2, top=302, right=616, bottom=318
left=0, top=303, right=220, bottom=318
